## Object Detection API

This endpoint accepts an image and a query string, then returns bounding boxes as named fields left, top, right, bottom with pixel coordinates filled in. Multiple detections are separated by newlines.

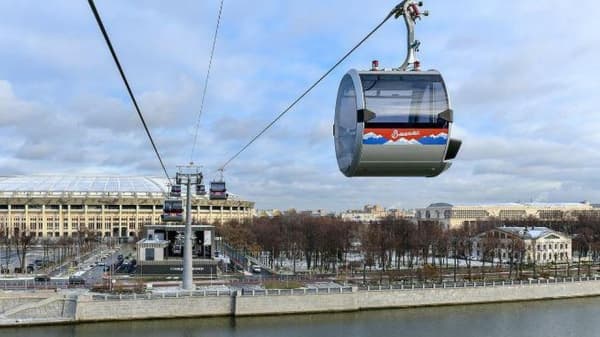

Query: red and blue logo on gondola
left=363, top=128, right=448, bottom=145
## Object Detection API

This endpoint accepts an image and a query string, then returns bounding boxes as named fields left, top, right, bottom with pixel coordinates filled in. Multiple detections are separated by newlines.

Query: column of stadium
left=0, top=176, right=254, bottom=240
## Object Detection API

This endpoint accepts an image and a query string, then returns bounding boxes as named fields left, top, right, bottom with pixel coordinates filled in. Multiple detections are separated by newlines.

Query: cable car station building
left=0, top=176, right=254, bottom=240
left=136, top=224, right=219, bottom=275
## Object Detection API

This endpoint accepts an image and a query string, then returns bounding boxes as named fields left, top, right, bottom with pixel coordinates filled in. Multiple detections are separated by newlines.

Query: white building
left=471, top=226, right=572, bottom=265
left=416, top=202, right=596, bottom=229
left=340, top=205, right=386, bottom=223
left=136, top=238, right=169, bottom=262
left=339, top=205, right=413, bottom=223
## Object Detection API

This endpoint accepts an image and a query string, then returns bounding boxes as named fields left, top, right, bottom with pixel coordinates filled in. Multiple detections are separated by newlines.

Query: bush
left=416, top=264, right=439, bottom=281
left=539, top=272, right=550, bottom=278
left=263, top=280, right=303, bottom=289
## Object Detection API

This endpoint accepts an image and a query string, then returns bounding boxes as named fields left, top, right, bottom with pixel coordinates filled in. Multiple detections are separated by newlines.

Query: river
left=3, top=297, right=598, bottom=337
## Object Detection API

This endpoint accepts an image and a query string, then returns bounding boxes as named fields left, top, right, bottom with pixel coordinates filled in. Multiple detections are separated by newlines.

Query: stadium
left=0, top=175, right=254, bottom=240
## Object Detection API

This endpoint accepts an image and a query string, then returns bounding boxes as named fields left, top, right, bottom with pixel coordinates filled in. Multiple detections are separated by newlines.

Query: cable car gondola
left=209, top=181, right=227, bottom=200
left=333, top=0, right=461, bottom=177
left=170, top=184, right=182, bottom=198
left=162, top=199, right=183, bottom=222
left=196, top=184, right=207, bottom=196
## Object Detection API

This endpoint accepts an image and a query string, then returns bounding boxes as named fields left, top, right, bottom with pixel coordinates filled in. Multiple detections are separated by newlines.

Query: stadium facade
left=416, top=202, right=599, bottom=229
left=0, top=176, right=254, bottom=239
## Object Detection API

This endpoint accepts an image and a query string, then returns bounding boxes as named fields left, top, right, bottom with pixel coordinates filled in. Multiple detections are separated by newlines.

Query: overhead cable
left=190, top=0, right=225, bottom=163
left=88, top=0, right=171, bottom=181
left=219, top=6, right=398, bottom=171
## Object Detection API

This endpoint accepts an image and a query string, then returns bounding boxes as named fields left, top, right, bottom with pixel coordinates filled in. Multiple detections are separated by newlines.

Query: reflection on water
left=4, top=297, right=599, bottom=337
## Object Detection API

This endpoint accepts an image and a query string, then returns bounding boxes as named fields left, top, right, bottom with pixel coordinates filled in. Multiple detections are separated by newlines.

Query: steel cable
left=190, top=0, right=225, bottom=163
left=88, top=0, right=171, bottom=181
left=219, top=7, right=397, bottom=171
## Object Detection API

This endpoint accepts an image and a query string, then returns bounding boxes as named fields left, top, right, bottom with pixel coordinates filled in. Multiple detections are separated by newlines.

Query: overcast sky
left=1, top=1, right=599, bottom=211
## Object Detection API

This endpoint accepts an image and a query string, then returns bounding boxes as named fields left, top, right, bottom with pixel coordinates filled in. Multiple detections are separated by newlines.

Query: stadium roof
left=0, top=176, right=168, bottom=193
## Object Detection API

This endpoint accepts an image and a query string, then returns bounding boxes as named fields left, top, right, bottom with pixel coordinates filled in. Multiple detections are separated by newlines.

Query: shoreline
left=2, top=277, right=600, bottom=327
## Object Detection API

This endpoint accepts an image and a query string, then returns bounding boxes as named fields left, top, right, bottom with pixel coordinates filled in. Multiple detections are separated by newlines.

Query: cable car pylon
left=170, top=163, right=204, bottom=291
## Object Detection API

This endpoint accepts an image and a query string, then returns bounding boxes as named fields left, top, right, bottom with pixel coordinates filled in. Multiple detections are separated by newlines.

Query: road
left=0, top=245, right=126, bottom=289
left=78, top=248, right=127, bottom=286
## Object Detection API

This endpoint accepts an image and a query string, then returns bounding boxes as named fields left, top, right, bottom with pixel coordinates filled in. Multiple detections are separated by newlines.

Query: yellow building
left=416, top=202, right=597, bottom=229
left=0, top=175, right=254, bottom=239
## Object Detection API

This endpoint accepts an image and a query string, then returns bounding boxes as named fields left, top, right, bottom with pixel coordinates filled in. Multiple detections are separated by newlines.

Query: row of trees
left=216, top=214, right=477, bottom=275
left=216, top=213, right=600, bottom=281
left=218, top=214, right=357, bottom=272
left=0, top=226, right=100, bottom=272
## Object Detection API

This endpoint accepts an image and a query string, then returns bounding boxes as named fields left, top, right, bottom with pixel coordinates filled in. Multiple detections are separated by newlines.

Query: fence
left=91, top=289, right=233, bottom=301
left=219, top=242, right=250, bottom=270
left=0, top=279, right=81, bottom=290
left=359, top=275, right=600, bottom=291
left=240, top=286, right=354, bottom=296
left=88, top=275, right=600, bottom=301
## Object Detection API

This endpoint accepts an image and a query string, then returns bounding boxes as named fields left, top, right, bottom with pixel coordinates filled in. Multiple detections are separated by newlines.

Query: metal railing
left=91, top=287, right=356, bottom=301
left=0, top=279, right=79, bottom=290
left=239, top=286, right=354, bottom=297
left=91, top=289, right=233, bottom=301
left=358, top=275, right=600, bottom=291
left=87, top=276, right=600, bottom=301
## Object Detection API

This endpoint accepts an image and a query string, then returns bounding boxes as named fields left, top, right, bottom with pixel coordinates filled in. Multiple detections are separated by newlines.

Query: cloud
left=1, top=1, right=600, bottom=212
left=0, top=81, right=39, bottom=125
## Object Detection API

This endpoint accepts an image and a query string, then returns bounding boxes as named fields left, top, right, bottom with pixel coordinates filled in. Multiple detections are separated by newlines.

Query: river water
left=3, top=297, right=598, bottom=337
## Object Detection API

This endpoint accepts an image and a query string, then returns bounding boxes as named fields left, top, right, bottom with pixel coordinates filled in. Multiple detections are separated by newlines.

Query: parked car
left=251, top=265, right=262, bottom=273
left=34, top=274, right=51, bottom=282
left=69, top=271, right=86, bottom=285
left=68, top=277, right=85, bottom=285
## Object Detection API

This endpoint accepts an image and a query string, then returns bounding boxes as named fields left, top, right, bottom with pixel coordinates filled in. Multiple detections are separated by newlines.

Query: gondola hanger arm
left=393, top=1, right=429, bottom=71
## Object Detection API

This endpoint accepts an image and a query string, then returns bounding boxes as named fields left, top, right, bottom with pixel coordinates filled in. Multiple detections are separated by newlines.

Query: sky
left=1, top=1, right=599, bottom=211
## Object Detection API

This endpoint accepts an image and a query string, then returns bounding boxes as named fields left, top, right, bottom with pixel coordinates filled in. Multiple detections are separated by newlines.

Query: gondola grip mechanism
left=393, top=1, right=429, bottom=71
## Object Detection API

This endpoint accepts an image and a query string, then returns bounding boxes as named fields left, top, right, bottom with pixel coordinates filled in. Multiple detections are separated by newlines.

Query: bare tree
left=13, top=228, right=34, bottom=272
left=480, top=231, right=500, bottom=279
left=0, top=228, right=11, bottom=272
left=507, top=236, right=525, bottom=279
left=457, top=223, right=477, bottom=280
left=361, top=219, right=394, bottom=284
left=216, top=219, right=258, bottom=254
left=391, top=218, right=415, bottom=269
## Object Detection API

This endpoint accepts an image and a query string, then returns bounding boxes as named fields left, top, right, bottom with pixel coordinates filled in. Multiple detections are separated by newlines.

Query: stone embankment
left=2, top=276, right=600, bottom=327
